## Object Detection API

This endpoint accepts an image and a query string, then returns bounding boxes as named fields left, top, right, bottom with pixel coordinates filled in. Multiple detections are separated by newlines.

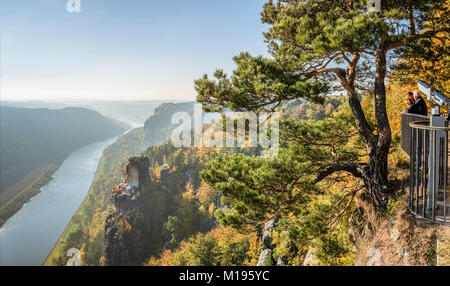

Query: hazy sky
left=1, top=0, right=268, bottom=101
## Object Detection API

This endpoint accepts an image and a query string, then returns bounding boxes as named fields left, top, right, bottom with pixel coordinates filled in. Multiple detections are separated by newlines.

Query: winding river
left=0, top=136, right=119, bottom=266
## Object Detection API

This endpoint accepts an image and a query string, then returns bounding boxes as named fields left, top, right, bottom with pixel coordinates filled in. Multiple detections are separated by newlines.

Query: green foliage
left=195, top=57, right=328, bottom=112
left=272, top=189, right=356, bottom=266
left=202, top=109, right=359, bottom=229
left=104, top=143, right=216, bottom=262
left=192, top=0, right=448, bottom=265
left=196, top=1, right=447, bottom=114
left=165, top=216, right=183, bottom=247
left=205, top=150, right=316, bottom=228
left=188, top=235, right=222, bottom=266
left=384, top=194, right=407, bottom=218
left=198, top=99, right=368, bottom=265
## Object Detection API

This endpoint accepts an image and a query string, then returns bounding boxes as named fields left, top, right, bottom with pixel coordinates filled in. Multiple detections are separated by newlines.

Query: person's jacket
left=409, top=96, right=428, bottom=116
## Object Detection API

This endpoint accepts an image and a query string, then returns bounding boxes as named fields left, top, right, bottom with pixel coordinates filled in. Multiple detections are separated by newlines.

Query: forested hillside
left=144, top=102, right=195, bottom=146
left=45, top=102, right=196, bottom=265
left=44, top=128, right=147, bottom=265
left=0, top=107, right=126, bottom=227
left=0, top=107, right=125, bottom=197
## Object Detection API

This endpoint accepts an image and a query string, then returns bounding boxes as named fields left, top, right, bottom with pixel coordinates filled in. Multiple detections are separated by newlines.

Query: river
left=0, top=136, right=119, bottom=266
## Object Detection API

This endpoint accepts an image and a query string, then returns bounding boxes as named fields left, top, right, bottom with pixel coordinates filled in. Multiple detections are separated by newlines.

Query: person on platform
left=409, top=91, right=428, bottom=116
left=403, top=94, right=416, bottom=114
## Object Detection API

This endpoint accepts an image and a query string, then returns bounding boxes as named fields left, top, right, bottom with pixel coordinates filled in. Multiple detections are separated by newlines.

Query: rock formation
left=257, top=216, right=280, bottom=266
left=104, top=156, right=150, bottom=266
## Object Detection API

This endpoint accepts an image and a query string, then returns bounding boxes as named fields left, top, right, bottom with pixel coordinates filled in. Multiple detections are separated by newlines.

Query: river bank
left=0, top=163, right=60, bottom=228
left=0, top=137, right=117, bottom=265
left=43, top=127, right=147, bottom=266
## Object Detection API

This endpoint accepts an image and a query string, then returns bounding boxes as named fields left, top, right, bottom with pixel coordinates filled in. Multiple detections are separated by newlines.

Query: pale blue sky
left=0, top=0, right=268, bottom=101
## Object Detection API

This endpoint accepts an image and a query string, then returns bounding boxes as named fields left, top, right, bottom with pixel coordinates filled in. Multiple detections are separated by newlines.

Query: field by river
left=0, top=137, right=117, bottom=266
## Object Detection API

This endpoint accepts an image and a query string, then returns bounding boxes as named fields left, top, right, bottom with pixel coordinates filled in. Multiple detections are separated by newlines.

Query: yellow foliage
left=195, top=181, right=219, bottom=207
left=147, top=226, right=260, bottom=266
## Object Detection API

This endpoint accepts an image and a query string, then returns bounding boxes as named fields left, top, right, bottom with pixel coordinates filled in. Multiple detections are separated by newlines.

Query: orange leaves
left=147, top=226, right=260, bottom=266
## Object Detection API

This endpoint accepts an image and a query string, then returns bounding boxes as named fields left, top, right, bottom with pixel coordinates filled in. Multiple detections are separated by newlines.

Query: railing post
left=444, top=130, right=448, bottom=223
left=423, top=129, right=428, bottom=218
left=410, top=126, right=415, bottom=211
left=432, top=130, right=437, bottom=220
left=420, top=127, right=426, bottom=216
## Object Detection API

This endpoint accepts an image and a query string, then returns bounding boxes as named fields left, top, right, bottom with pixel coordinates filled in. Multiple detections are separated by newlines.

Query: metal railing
left=401, top=113, right=429, bottom=156
left=409, top=121, right=449, bottom=224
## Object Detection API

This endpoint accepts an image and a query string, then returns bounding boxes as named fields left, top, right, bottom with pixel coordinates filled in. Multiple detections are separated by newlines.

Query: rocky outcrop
left=160, top=164, right=170, bottom=187
left=110, top=183, right=142, bottom=215
left=126, top=156, right=151, bottom=189
left=352, top=201, right=441, bottom=266
left=104, top=156, right=151, bottom=266
left=257, top=216, right=279, bottom=266
left=104, top=211, right=144, bottom=266
left=303, top=248, right=320, bottom=266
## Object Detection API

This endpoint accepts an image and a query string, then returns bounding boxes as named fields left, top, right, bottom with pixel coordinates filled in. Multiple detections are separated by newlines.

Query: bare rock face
left=256, top=216, right=279, bottom=266
left=160, top=164, right=170, bottom=187
left=104, top=211, right=144, bottom=266
left=126, top=156, right=151, bottom=189
left=303, top=248, right=320, bottom=266
left=110, top=183, right=143, bottom=215
left=353, top=203, right=440, bottom=266
left=104, top=157, right=151, bottom=266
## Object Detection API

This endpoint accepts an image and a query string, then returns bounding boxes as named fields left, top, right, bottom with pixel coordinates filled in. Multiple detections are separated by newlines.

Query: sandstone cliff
left=104, top=156, right=150, bottom=266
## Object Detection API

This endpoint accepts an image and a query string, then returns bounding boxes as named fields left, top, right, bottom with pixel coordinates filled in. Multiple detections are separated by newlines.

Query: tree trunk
left=363, top=151, right=390, bottom=210
left=337, top=48, right=392, bottom=211
left=368, top=47, right=391, bottom=211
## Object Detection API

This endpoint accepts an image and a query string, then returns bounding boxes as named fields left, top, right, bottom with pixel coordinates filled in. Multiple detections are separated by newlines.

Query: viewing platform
left=401, top=113, right=450, bottom=225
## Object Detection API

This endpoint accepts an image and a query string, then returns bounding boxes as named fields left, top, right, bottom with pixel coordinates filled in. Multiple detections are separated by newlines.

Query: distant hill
left=144, top=102, right=195, bottom=146
left=0, top=100, right=181, bottom=126
left=0, top=106, right=126, bottom=201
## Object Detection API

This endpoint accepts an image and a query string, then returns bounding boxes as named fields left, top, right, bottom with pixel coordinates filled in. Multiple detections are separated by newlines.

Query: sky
left=0, top=0, right=269, bottom=101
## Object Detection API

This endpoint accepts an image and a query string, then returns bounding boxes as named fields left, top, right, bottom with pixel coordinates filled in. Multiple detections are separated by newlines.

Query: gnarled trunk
left=367, top=47, right=391, bottom=210
left=336, top=48, right=392, bottom=211
left=363, top=150, right=390, bottom=210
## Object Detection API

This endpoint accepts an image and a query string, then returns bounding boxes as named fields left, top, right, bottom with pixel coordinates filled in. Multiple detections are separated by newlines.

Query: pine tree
left=195, top=0, right=449, bottom=210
